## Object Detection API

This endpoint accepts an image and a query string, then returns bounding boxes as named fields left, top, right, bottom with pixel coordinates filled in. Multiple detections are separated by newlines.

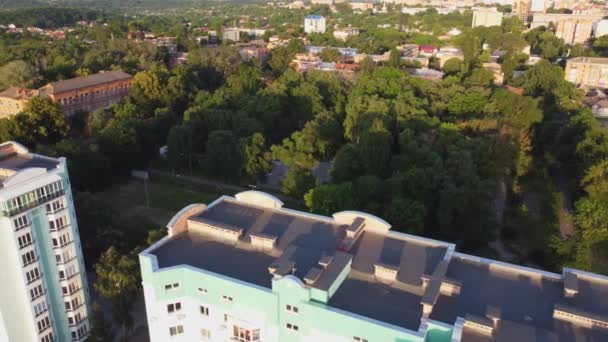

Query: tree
left=242, top=133, right=272, bottom=183
left=442, top=58, right=464, bottom=76
left=94, top=247, right=140, bottom=342
left=0, top=60, right=39, bottom=90
left=280, top=167, right=316, bottom=198
left=358, top=119, right=393, bottom=177
left=331, top=143, right=362, bottom=183
left=384, top=197, right=426, bottom=235
left=388, top=48, right=401, bottom=68
left=319, top=48, right=341, bottom=62
left=206, top=130, right=241, bottom=180
left=88, top=302, right=114, bottom=342
left=15, top=96, right=68, bottom=146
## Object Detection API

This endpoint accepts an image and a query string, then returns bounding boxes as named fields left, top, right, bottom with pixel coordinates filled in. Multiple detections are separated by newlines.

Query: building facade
left=0, top=87, right=40, bottom=118
left=565, top=57, right=608, bottom=88
left=140, top=191, right=608, bottom=342
left=40, top=70, right=132, bottom=116
left=512, top=0, right=533, bottom=22
left=304, top=15, right=326, bottom=34
left=472, top=10, right=504, bottom=27
left=595, top=19, right=608, bottom=38
left=221, top=28, right=240, bottom=42
left=0, top=141, right=91, bottom=342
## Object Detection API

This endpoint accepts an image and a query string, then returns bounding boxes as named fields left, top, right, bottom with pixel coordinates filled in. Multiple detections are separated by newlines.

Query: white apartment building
left=304, top=15, right=326, bottom=34
left=0, top=141, right=91, bottom=342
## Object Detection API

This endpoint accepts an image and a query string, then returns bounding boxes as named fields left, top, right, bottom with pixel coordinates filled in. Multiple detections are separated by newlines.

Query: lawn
left=96, top=174, right=228, bottom=225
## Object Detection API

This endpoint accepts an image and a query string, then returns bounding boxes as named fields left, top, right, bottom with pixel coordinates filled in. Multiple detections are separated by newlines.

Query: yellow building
left=555, top=18, right=595, bottom=45
left=0, top=87, right=40, bottom=118
left=472, top=10, right=504, bottom=27
left=565, top=57, right=608, bottom=88
left=513, top=0, right=532, bottom=22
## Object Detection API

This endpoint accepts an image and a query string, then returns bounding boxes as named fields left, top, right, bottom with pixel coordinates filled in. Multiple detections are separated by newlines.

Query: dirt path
left=490, top=181, right=517, bottom=262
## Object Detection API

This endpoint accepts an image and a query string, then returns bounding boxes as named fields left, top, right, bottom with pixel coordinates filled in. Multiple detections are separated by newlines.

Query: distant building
left=350, top=1, right=373, bottom=11
left=238, top=46, right=269, bottom=62
left=0, top=87, right=40, bottom=118
left=304, top=15, right=326, bottom=34
left=0, top=141, right=91, bottom=342
left=419, top=45, right=439, bottom=56
left=532, top=14, right=603, bottom=45
left=333, top=27, right=359, bottom=41
left=311, top=0, right=333, bottom=4
left=472, top=10, right=504, bottom=27
left=222, top=28, right=240, bottom=42
left=40, top=71, right=132, bottom=116
left=398, top=44, right=420, bottom=57
left=565, top=57, right=608, bottom=88
left=513, top=0, right=533, bottom=22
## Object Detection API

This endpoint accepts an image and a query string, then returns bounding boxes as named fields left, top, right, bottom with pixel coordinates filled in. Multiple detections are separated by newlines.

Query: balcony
left=2, top=190, right=65, bottom=217
left=50, top=223, right=70, bottom=233
left=57, top=255, right=78, bottom=266
left=53, top=240, right=74, bottom=250
left=62, top=286, right=82, bottom=297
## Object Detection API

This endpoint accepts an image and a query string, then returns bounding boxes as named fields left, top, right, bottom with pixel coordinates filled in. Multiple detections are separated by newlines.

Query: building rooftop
left=0, top=87, right=41, bottom=101
left=567, top=57, right=608, bottom=65
left=41, top=70, right=132, bottom=95
left=146, top=192, right=608, bottom=341
left=0, top=142, right=60, bottom=184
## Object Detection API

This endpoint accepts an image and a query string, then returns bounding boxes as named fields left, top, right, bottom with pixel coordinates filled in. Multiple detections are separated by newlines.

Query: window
left=22, top=250, right=37, bottom=266
left=49, top=216, right=68, bottom=231
left=18, top=232, right=33, bottom=248
left=200, top=305, right=209, bottom=316
left=30, top=284, right=44, bottom=300
left=222, top=295, right=233, bottom=302
left=41, top=332, right=54, bottom=342
left=169, top=325, right=184, bottom=336
left=286, top=305, right=299, bottom=314
left=232, top=326, right=260, bottom=342
left=286, top=323, right=299, bottom=332
left=46, top=199, right=65, bottom=214
left=26, top=267, right=41, bottom=284
left=76, top=324, right=88, bottom=339
left=68, top=312, right=84, bottom=326
left=37, top=316, right=51, bottom=332
left=34, top=301, right=48, bottom=316
left=167, top=302, right=182, bottom=313
left=201, top=328, right=211, bottom=340
left=165, top=283, right=179, bottom=291
left=197, top=287, right=207, bottom=294
left=14, top=215, right=30, bottom=230
left=353, top=337, right=369, bottom=342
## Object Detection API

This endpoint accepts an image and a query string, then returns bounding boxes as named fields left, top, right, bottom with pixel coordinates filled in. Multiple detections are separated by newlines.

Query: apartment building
left=565, top=57, right=608, bottom=88
left=304, top=15, right=326, bottom=34
left=139, top=191, right=608, bottom=342
left=39, top=70, right=132, bottom=116
left=532, top=13, right=604, bottom=45
left=0, top=141, right=91, bottom=342
left=472, top=10, right=504, bottom=28
left=513, top=0, right=533, bottom=22
left=0, top=87, right=40, bottom=118
left=333, top=27, right=360, bottom=41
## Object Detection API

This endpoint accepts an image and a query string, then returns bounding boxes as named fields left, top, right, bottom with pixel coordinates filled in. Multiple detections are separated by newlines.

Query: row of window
left=41, top=332, right=54, bottom=342
left=57, top=85, right=129, bottom=105
left=37, top=316, right=51, bottom=333
left=18, top=232, right=34, bottom=249
left=2, top=180, right=63, bottom=216
left=58, top=264, right=78, bottom=281
left=62, top=279, right=80, bottom=296
left=68, top=312, right=85, bottom=326
left=34, top=300, right=48, bottom=317
left=65, top=295, right=83, bottom=312
left=52, top=232, right=72, bottom=249
left=72, top=323, right=88, bottom=341
left=49, top=215, right=69, bottom=231
left=56, top=247, right=76, bottom=265
left=26, top=267, right=41, bottom=284
left=22, top=250, right=37, bottom=267
left=46, top=198, right=65, bottom=214
left=30, top=284, right=45, bottom=301
left=14, top=214, right=30, bottom=230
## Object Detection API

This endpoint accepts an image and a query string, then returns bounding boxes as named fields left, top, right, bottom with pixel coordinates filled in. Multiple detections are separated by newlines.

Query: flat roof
left=568, top=57, right=608, bottom=65
left=0, top=142, right=60, bottom=183
left=147, top=193, right=608, bottom=340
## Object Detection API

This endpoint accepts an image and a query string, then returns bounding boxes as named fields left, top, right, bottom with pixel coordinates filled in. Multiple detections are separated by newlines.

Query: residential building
left=39, top=71, right=132, bottom=116
left=0, top=141, right=91, bottom=342
left=565, top=57, right=608, bottom=88
left=350, top=1, right=373, bottom=11
left=222, top=28, right=240, bottom=42
left=531, top=14, right=604, bottom=45
left=304, top=15, right=326, bottom=34
left=531, top=0, right=547, bottom=13
left=419, top=45, right=439, bottom=56
left=0, top=87, right=40, bottom=118
left=398, top=44, right=420, bottom=57
left=513, top=0, right=533, bottom=22
left=472, top=10, right=504, bottom=27
left=333, top=27, right=360, bottom=41
left=140, top=191, right=608, bottom=342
